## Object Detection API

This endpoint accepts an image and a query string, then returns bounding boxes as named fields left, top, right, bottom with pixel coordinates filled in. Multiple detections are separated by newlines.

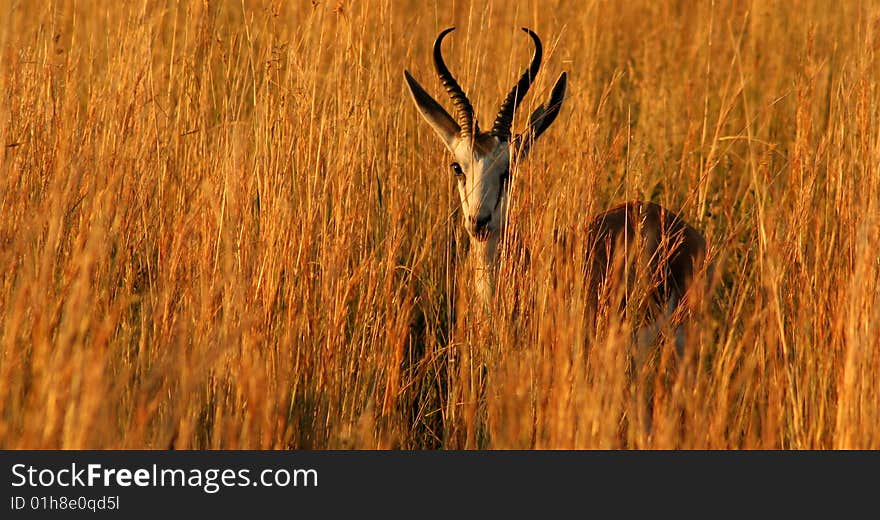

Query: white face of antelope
left=404, top=26, right=567, bottom=246
left=450, top=136, right=511, bottom=241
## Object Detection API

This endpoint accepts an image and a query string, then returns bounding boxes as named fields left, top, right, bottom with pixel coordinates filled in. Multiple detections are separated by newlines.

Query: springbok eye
left=450, top=162, right=464, bottom=178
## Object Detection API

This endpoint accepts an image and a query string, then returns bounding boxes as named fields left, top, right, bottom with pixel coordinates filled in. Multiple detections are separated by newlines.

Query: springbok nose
left=469, top=214, right=491, bottom=233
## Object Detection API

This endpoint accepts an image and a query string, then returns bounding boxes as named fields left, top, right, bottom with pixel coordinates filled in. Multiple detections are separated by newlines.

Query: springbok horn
left=491, top=28, right=543, bottom=142
left=434, top=27, right=476, bottom=139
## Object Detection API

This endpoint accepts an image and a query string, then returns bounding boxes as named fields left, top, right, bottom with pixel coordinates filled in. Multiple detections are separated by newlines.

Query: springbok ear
left=404, top=70, right=461, bottom=151
left=515, top=71, right=567, bottom=161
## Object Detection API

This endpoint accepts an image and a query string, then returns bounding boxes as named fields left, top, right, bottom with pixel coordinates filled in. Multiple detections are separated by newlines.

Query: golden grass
left=0, top=0, right=878, bottom=449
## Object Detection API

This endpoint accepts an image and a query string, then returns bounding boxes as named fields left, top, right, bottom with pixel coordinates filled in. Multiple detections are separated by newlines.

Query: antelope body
left=405, top=27, right=707, bottom=348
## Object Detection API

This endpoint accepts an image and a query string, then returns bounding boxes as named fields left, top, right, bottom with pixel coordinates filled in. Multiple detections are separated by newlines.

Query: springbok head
left=404, top=27, right=567, bottom=243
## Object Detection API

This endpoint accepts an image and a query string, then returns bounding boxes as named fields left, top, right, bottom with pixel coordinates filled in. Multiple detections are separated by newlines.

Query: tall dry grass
left=0, top=0, right=877, bottom=449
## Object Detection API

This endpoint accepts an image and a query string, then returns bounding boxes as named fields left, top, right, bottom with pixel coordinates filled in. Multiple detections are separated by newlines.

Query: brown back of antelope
left=584, top=201, right=707, bottom=350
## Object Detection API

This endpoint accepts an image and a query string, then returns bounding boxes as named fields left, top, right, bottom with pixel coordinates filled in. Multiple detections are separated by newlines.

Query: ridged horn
left=434, top=27, right=476, bottom=139
left=491, top=28, right=543, bottom=142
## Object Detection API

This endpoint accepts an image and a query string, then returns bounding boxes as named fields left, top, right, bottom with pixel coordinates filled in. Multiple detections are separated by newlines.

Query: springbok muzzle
left=468, top=214, right=492, bottom=240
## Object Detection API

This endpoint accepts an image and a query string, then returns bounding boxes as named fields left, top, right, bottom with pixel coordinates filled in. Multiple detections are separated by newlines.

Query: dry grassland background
left=0, top=0, right=878, bottom=448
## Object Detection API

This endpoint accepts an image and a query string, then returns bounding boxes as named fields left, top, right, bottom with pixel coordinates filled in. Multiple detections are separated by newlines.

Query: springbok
left=404, top=27, right=708, bottom=350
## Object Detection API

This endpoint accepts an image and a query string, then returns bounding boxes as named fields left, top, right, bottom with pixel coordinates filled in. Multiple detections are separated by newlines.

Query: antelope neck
left=470, top=231, right=501, bottom=304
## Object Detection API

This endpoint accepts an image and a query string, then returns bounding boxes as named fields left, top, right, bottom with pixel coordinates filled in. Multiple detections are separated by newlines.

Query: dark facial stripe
left=493, top=171, right=509, bottom=211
